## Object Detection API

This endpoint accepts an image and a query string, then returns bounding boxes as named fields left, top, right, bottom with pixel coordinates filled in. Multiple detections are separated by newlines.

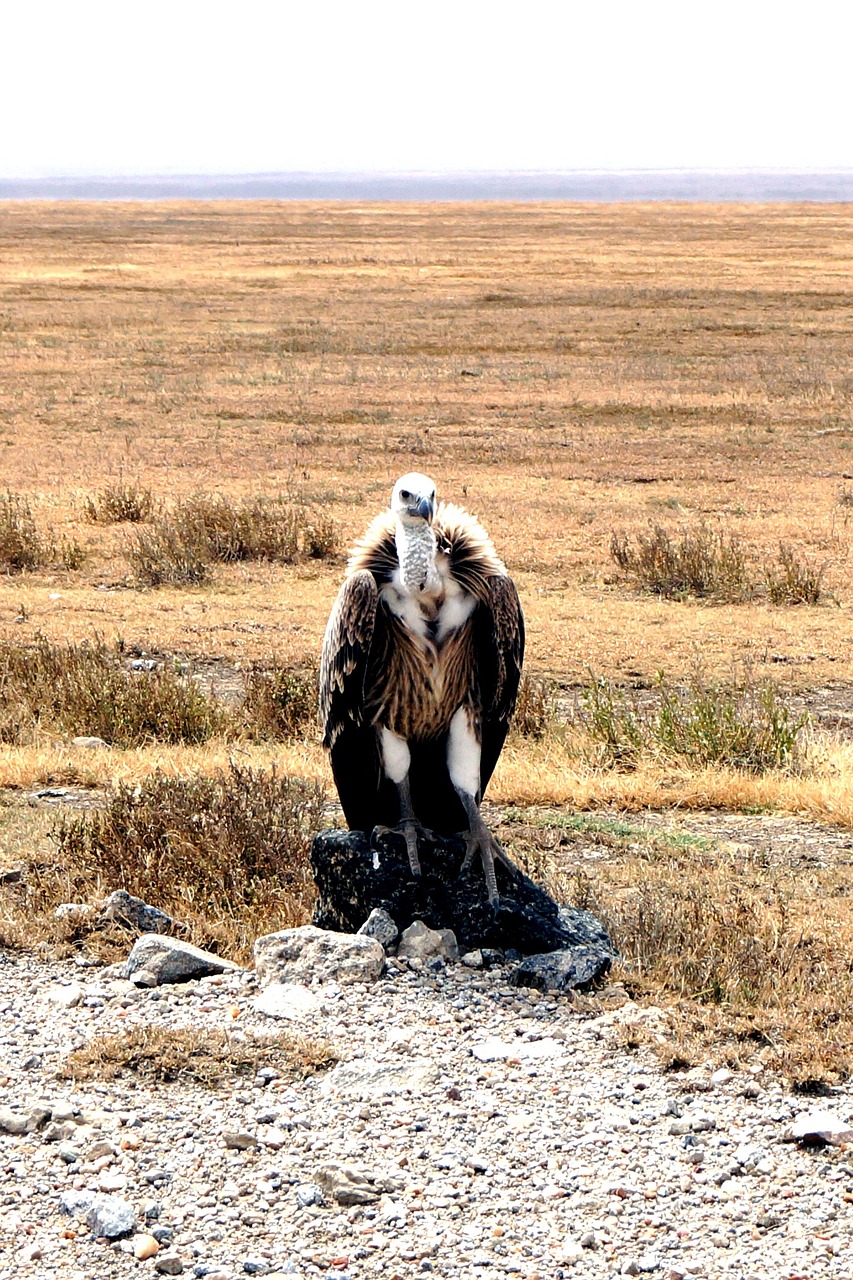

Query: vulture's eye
left=400, top=489, right=411, bottom=500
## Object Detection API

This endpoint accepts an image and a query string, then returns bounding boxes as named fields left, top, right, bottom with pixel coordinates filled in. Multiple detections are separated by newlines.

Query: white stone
left=253, top=982, right=320, bottom=1020
left=47, top=982, right=83, bottom=1009
left=788, top=1110, right=853, bottom=1146
left=470, top=1036, right=565, bottom=1062
left=397, top=919, right=459, bottom=962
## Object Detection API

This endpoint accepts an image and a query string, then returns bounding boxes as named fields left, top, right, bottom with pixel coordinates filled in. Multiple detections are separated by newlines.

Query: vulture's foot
left=458, top=823, right=516, bottom=908
left=374, top=820, right=433, bottom=878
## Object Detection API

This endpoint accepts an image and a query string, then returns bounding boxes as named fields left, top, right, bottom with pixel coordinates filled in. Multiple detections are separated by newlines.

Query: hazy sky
left=4, top=0, right=851, bottom=177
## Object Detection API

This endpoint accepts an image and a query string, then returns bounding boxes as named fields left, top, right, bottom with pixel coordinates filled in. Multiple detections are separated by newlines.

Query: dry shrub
left=126, top=494, right=338, bottom=586
left=599, top=858, right=853, bottom=1085
left=85, top=478, right=154, bottom=524
left=0, top=492, right=51, bottom=573
left=511, top=674, right=559, bottom=740
left=52, top=764, right=324, bottom=957
left=505, top=812, right=853, bottom=1085
left=765, top=543, right=827, bottom=605
left=125, top=513, right=212, bottom=586
left=578, top=669, right=806, bottom=773
left=57, top=1025, right=336, bottom=1086
left=610, top=522, right=752, bottom=601
left=0, top=639, right=222, bottom=746
left=241, top=659, right=319, bottom=740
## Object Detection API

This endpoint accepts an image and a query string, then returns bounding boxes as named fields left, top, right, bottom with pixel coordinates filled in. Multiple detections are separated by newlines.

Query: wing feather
left=319, top=570, right=379, bottom=749
left=476, top=574, right=525, bottom=793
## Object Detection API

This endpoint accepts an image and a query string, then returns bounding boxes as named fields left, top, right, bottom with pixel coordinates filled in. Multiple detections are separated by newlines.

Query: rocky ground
left=1, top=936, right=851, bottom=1280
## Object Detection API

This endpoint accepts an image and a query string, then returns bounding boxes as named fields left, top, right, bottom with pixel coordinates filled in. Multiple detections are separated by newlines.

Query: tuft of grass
left=52, top=764, right=325, bottom=957
left=126, top=494, right=338, bottom=586
left=241, top=659, right=319, bottom=740
left=577, top=669, right=807, bottom=773
left=610, top=522, right=752, bottom=601
left=0, top=639, right=223, bottom=746
left=511, top=674, right=560, bottom=740
left=85, top=478, right=155, bottom=524
left=0, top=492, right=51, bottom=573
left=125, top=512, right=212, bottom=586
left=57, top=1025, right=336, bottom=1086
left=765, top=543, right=827, bottom=605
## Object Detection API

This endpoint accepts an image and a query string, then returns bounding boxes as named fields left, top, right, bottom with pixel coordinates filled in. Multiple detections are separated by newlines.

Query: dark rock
left=100, top=890, right=182, bottom=935
left=510, top=945, right=611, bottom=992
left=123, top=935, right=242, bottom=985
left=311, top=827, right=614, bottom=959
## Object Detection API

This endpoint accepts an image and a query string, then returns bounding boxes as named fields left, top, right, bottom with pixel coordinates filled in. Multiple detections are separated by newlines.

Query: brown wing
left=475, top=574, right=525, bottom=794
left=319, top=570, right=398, bottom=831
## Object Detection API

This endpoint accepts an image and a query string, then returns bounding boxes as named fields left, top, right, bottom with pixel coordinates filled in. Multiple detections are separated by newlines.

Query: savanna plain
left=1, top=200, right=853, bottom=1084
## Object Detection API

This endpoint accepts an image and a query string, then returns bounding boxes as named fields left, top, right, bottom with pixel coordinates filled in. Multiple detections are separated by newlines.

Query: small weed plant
left=0, top=493, right=50, bottom=573
left=126, top=494, right=338, bottom=585
left=578, top=669, right=806, bottom=772
left=85, top=479, right=155, bottom=524
left=765, top=543, right=827, bottom=605
left=511, top=675, right=560, bottom=740
left=241, top=660, right=319, bottom=740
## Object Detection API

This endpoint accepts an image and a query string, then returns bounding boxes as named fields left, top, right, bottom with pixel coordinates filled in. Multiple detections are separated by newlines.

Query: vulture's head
left=391, top=472, right=436, bottom=527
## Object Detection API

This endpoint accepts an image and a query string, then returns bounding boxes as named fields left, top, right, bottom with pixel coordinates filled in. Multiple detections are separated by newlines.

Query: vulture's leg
left=447, top=707, right=515, bottom=907
left=376, top=727, right=427, bottom=876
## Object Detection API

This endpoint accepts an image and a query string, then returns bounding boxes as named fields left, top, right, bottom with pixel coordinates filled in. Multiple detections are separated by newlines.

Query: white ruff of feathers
left=395, top=520, right=441, bottom=594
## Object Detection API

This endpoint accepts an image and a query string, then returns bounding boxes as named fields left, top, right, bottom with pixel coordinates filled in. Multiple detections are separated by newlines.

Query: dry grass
left=507, top=812, right=853, bottom=1086
left=0, top=200, right=852, bottom=1078
left=51, top=764, right=324, bottom=960
left=57, top=1025, right=336, bottom=1086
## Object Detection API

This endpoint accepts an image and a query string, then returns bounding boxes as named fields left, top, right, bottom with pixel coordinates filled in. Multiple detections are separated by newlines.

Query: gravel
left=0, top=948, right=851, bottom=1280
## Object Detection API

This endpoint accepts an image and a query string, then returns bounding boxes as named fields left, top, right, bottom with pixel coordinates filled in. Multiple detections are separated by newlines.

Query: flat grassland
left=2, top=201, right=853, bottom=1081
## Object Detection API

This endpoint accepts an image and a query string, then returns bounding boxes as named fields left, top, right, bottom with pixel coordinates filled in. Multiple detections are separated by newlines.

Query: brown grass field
left=1, top=200, right=852, bottom=1083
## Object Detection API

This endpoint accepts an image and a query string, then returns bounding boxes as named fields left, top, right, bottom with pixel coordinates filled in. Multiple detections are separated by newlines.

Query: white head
left=391, top=472, right=436, bottom=527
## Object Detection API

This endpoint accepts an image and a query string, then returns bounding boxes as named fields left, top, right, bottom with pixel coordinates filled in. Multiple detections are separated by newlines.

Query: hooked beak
left=415, top=495, right=434, bottom=522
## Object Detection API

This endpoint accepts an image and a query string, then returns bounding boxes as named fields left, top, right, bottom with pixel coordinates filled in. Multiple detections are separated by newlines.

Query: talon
left=375, top=820, right=426, bottom=877
left=458, top=826, right=516, bottom=907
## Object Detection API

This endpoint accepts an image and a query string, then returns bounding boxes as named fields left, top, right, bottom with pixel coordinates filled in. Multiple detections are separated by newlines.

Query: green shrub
left=578, top=669, right=806, bottom=773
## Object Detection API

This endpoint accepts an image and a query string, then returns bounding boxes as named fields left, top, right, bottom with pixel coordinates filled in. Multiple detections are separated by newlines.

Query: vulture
left=320, top=472, right=525, bottom=904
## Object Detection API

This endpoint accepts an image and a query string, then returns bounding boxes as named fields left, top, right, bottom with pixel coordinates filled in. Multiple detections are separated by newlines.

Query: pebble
left=0, top=949, right=849, bottom=1280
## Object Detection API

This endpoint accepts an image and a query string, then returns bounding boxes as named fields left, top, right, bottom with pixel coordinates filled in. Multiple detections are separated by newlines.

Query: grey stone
left=322, top=1055, right=439, bottom=1099
left=155, top=1255, right=185, bottom=1275
left=397, top=919, right=459, bottom=962
left=123, top=934, right=242, bottom=985
left=295, top=1182, right=324, bottom=1207
left=85, top=1192, right=137, bottom=1238
left=357, top=907, right=399, bottom=951
left=0, top=1105, right=50, bottom=1135
left=59, top=1189, right=96, bottom=1217
left=53, top=903, right=94, bottom=927
left=510, top=944, right=612, bottom=992
left=46, top=981, right=84, bottom=1008
left=71, top=735, right=109, bottom=748
left=223, top=1131, right=259, bottom=1150
left=100, top=890, right=180, bottom=935
left=314, top=1161, right=403, bottom=1206
left=254, top=925, right=385, bottom=988
left=311, top=827, right=614, bottom=956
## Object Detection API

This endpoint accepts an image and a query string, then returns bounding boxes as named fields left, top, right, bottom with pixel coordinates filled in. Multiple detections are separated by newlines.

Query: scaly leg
left=376, top=727, right=429, bottom=876
left=447, top=706, right=516, bottom=906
